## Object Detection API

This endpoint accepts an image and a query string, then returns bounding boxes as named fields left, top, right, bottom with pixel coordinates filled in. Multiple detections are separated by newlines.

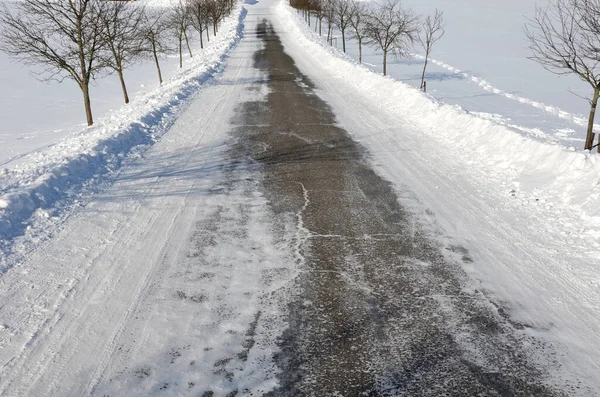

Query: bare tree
left=100, top=2, right=145, bottom=104
left=349, top=0, right=367, bottom=63
left=332, top=0, right=356, bottom=53
left=206, top=0, right=227, bottom=36
left=139, top=8, right=171, bottom=85
left=0, top=0, right=109, bottom=126
left=183, top=12, right=194, bottom=58
left=189, top=0, right=210, bottom=49
left=525, top=0, right=600, bottom=150
left=310, top=0, right=325, bottom=35
left=418, top=9, right=444, bottom=90
left=318, top=0, right=335, bottom=43
left=169, top=0, right=194, bottom=68
left=364, top=0, right=419, bottom=76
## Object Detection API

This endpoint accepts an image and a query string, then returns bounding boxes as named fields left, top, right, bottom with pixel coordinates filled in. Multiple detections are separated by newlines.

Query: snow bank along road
left=0, top=0, right=596, bottom=395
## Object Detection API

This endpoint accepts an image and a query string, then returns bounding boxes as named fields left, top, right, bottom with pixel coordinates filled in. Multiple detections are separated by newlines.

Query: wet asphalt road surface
left=230, top=21, right=568, bottom=396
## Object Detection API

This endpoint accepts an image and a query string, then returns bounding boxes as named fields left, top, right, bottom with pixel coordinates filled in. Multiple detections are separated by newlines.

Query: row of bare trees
left=0, top=0, right=235, bottom=126
left=297, top=0, right=600, bottom=151
left=290, top=0, right=444, bottom=82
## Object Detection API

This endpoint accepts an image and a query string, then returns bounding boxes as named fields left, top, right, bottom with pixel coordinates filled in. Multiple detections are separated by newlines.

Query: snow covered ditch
left=0, top=5, right=247, bottom=266
left=276, top=3, right=600, bottom=228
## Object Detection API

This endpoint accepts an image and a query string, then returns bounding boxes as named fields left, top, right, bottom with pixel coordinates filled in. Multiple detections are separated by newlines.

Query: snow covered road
left=0, top=0, right=597, bottom=395
left=0, top=16, right=293, bottom=396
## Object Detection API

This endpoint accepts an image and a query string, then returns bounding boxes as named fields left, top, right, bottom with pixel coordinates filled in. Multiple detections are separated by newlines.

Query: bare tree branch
left=525, top=0, right=600, bottom=149
left=138, top=8, right=172, bottom=85
left=100, top=2, right=145, bottom=104
left=364, top=0, right=419, bottom=76
left=418, top=8, right=444, bottom=90
left=0, top=0, right=110, bottom=126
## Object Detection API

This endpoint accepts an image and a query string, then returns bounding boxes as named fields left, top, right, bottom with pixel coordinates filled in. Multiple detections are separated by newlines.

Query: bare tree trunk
left=420, top=54, right=428, bottom=89
left=179, top=38, right=183, bottom=68
left=206, top=26, right=210, bottom=42
left=152, top=44, right=163, bottom=84
left=184, top=30, right=193, bottom=58
left=358, top=37, right=362, bottom=63
left=199, top=26, right=204, bottom=49
left=342, top=30, right=346, bottom=52
left=383, top=50, right=387, bottom=76
left=213, top=23, right=217, bottom=36
left=319, top=19, right=322, bottom=36
left=586, top=86, right=600, bottom=150
left=117, top=67, right=129, bottom=104
left=81, top=82, right=93, bottom=126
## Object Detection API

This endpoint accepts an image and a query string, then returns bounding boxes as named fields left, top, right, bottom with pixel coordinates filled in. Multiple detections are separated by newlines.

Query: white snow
left=0, top=0, right=192, bottom=160
left=0, top=1, right=247, bottom=265
left=0, top=4, right=298, bottom=395
left=0, top=0, right=599, bottom=394
left=338, top=0, right=595, bottom=148
left=274, top=1, right=600, bottom=393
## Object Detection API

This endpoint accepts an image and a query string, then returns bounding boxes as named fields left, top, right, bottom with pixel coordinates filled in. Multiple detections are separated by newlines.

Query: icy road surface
left=0, top=0, right=595, bottom=395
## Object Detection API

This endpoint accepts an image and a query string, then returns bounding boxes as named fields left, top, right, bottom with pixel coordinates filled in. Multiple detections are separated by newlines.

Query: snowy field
left=341, top=0, right=593, bottom=148
left=4, top=2, right=587, bottom=157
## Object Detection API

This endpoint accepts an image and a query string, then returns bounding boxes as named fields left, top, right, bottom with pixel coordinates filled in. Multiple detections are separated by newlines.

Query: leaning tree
left=418, top=9, right=444, bottom=91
